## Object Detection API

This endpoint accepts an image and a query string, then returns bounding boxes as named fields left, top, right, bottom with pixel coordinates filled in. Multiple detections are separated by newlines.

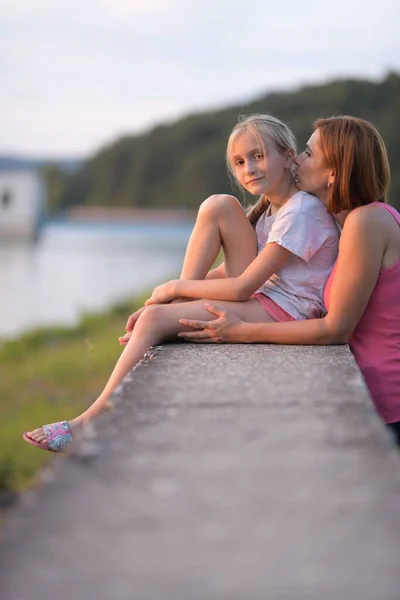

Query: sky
left=1, top=0, right=399, bottom=158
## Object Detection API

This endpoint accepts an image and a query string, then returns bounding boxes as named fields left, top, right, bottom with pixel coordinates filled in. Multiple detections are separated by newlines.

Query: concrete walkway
left=1, top=344, right=400, bottom=600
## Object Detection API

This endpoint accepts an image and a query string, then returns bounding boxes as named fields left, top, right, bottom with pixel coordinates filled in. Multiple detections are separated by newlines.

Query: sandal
left=23, top=420, right=73, bottom=452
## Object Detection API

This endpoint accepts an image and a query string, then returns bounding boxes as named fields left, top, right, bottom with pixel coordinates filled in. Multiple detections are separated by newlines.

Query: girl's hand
left=125, top=306, right=147, bottom=332
left=177, top=302, right=245, bottom=343
left=120, top=306, right=147, bottom=345
left=118, top=331, right=131, bottom=345
left=145, top=280, right=179, bottom=305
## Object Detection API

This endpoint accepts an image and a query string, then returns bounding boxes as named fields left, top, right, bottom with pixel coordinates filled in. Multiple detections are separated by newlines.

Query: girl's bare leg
left=130, top=194, right=258, bottom=324
left=180, top=194, right=258, bottom=279
left=27, top=196, right=258, bottom=444
left=27, top=298, right=273, bottom=443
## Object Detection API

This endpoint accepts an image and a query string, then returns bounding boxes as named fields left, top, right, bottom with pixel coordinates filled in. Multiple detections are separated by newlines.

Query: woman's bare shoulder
left=346, top=204, right=400, bottom=270
left=341, top=204, right=391, bottom=240
left=345, top=203, right=396, bottom=228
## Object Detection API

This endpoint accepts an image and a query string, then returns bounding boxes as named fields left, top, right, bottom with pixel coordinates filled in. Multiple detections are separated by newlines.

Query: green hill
left=53, top=72, right=400, bottom=212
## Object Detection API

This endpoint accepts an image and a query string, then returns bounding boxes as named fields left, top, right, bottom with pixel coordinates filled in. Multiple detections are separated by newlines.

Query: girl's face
left=294, top=129, right=333, bottom=203
left=230, top=130, right=289, bottom=196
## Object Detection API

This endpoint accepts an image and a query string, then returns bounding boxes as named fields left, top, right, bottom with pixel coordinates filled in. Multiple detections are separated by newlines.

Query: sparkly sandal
left=23, top=420, right=73, bottom=452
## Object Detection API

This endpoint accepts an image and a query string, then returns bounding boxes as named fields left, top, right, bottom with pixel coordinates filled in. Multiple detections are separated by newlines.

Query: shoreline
left=64, top=206, right=197, bottom=223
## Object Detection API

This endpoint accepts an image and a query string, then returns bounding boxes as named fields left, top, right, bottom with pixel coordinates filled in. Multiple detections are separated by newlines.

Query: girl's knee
left=199, top=194, right=241, bottom=219
left=136, top=304, right=181, bottom=342
left=137, top=305, right=167, bottom=326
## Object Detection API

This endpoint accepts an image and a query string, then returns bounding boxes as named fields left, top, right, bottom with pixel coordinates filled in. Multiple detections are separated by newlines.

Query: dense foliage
left=51, top=72, right=400, bottom=212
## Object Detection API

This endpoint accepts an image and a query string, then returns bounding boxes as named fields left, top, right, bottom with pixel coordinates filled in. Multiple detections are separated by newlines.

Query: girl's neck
left=267, top=180, right=298, bottom=215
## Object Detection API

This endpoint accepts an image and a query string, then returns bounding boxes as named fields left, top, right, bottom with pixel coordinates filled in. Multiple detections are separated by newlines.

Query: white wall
left=0, top=170, right=45, bottom=240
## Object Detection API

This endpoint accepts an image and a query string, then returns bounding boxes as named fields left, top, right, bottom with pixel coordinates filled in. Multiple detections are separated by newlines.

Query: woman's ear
left=328, top=169, right=335, bottom=187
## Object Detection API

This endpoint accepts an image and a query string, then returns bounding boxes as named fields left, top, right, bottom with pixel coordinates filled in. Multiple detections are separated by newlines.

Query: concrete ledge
left=1, top=344, right=400, bottom=599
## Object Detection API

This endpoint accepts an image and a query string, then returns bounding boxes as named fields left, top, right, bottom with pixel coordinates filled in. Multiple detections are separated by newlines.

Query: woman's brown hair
left=314, top=116, right=391, bottom=213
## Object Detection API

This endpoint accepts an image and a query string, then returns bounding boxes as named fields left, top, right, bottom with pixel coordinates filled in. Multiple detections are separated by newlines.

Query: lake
left=0, top=219, right=194, bottom=340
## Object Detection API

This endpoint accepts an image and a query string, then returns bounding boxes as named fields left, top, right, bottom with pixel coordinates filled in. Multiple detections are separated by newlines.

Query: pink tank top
left=323, top=202, right=400, bottom=423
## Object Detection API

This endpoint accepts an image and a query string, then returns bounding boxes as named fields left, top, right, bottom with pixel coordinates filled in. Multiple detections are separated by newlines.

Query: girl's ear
left=285, top=148, right=296, bottom=169
left=328, top=169, right=335, bottom=186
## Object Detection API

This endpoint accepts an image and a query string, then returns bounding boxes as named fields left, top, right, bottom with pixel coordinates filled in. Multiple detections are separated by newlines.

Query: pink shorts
left=252, top=293, right=295, bottom=322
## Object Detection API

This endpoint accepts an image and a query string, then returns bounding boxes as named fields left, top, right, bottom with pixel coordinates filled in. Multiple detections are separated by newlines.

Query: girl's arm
left=180, top=208, right=386, bottom=344
left=147, top=242, right=291, bottom=304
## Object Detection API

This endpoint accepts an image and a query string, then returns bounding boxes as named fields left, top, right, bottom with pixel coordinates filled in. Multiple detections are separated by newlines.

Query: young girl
left=23, top=114, right=340, bottom=451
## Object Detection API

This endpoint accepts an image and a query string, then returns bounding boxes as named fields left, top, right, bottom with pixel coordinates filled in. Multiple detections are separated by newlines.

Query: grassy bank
left=0, top=293, right=149, bottom=495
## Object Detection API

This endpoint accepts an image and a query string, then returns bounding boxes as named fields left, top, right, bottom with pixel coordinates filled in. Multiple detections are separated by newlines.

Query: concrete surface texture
left=1, top=344, right=400, bottom=600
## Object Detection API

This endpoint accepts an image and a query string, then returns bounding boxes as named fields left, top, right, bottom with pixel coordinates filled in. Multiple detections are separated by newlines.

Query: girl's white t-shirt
left=255, top=191, right=339, bottom=319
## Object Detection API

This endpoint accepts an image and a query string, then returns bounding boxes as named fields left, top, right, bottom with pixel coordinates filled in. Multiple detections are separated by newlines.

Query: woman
left=178, top=116, right=400, bottom=443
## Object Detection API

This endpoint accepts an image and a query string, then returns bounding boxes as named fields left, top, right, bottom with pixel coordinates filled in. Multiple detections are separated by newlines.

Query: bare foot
left=25, top=427, right=50, bottom=446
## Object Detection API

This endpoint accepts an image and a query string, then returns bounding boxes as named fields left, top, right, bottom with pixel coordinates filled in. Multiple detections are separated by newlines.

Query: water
left=0, top=219, right=193, bottom=340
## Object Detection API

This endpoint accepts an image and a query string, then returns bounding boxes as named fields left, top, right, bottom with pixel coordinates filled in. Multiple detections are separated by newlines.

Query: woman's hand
left=145, top=280, right=179, bottom=305
left=177, top=302, right=246, bottom=343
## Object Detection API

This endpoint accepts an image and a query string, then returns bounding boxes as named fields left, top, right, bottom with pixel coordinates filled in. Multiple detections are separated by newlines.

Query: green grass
left=0, top=294, right=149, bottom=493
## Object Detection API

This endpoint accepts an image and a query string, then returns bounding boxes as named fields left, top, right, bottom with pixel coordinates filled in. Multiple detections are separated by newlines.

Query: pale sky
left=1, top=0, right=399, bottom=158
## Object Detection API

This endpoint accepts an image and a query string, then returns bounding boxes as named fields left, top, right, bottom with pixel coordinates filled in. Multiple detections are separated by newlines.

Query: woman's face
left=294, top=129, right=333, bottom=204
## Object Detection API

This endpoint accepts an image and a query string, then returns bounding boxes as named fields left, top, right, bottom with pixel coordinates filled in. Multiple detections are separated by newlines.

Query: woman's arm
left=179, top=208, right=386, bottom=344
left=147, top=242, right=291, bottom=304
left=179, top=302, right=335, bottom=344
left=321, top=206, right=384, bottom=341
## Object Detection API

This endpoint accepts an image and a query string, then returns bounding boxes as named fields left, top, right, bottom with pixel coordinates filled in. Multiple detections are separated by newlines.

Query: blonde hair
left=227, top=114, right=297, bottom=225
left=314, top=116, right=390, bottom=212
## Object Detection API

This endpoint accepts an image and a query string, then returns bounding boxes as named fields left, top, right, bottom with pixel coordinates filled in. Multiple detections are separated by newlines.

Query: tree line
left=44, top=72, right=400, bottom=212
